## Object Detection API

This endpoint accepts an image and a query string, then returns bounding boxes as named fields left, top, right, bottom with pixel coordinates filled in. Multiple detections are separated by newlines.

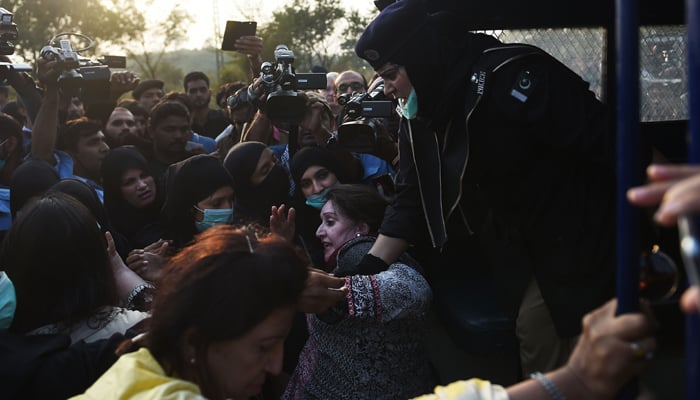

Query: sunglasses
left=337, top=81, right=364, bottom=93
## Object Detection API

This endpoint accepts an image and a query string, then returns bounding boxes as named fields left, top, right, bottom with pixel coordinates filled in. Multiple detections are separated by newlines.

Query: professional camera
left=40, top=32, right=126, bottom=98
left=0, top=8, right=31, bottom=72
left=336, top=82, right=394, bottom=153
left=227, top=87, right=251, bottom=111
left=0, top=7, right=18, bottom=56
left=258, top=44, right=326, bottom=123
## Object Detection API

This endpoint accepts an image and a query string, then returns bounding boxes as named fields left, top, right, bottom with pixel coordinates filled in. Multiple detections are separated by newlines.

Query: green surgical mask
left=194, top=207, right=233, bottom=232
left=305, top=186, right=334, bottom=209
left=0, top=272, right=16, bottom=330
left=398, top=88, right=418, bottom=120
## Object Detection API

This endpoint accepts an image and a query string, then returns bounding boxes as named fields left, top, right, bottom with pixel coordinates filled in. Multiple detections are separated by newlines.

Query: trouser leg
left=516, top=278, right=578, bottom=377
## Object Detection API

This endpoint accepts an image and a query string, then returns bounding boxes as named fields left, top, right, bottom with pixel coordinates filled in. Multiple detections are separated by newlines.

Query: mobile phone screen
left=221, top=21, right=257, bottom=51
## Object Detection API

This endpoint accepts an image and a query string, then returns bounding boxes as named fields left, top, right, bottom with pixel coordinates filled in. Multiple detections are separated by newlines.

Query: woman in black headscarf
left=160, top=154, right=235, bottom=249
left=101, top=146, right=163, bottom=251
left=289, top=146, right=361, bottom=267
left=223, top=141, right=292, bottom=227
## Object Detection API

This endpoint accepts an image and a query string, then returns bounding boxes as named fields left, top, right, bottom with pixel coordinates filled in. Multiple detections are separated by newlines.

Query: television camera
left=0, top=7, right=32, bottom=73
left=336, top=82, right=394, bottom=154
left=40, top=32, right=126, bottom=100
left=258, top=44, right=326, bottom=123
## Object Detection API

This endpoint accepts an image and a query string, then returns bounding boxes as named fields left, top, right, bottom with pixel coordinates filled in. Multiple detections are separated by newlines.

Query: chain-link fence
left=477, top=26, right=688, bottom=122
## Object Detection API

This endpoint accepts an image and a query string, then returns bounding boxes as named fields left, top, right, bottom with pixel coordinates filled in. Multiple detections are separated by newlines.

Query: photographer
left=0, top=55, right=42, bottom=132
left=337, top=75, right=399, bottom=169
left=213, top=84, right=256, bottom=159
left=244, top=67, right=394, bottom=197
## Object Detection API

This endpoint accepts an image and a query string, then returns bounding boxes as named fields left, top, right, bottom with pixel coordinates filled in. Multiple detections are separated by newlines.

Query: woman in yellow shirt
left=74, top=225, right=309, bottom=400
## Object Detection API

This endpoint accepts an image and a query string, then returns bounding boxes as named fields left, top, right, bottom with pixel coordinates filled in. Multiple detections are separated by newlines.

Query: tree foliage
left=125, top=5, right=193, bottom=81
left=5, top=0, right=145, bottom=61
left=259, top=0, right=374, bottom=72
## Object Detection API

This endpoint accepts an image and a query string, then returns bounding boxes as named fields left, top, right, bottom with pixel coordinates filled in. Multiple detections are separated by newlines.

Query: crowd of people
left=0, top=0, right=695, bottom=398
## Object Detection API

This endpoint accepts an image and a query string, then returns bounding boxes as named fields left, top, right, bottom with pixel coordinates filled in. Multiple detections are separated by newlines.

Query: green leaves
left=6, top=0, right=145, bottom=61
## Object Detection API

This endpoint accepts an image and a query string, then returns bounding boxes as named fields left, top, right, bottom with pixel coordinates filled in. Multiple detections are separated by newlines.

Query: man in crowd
left=132, top=79, right=164, bottom=112
left=183, top=71, right=229, bottom=139
left=103, top=107, right=137, bottom=149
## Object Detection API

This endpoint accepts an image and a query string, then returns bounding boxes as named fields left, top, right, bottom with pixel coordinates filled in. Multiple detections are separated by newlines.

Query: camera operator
left=213, top=84, right=256, bottom=159
left=337, top=75, right=399, bottom=169
left=243, top=83, right=394, bottom=195
left=31, top=56, right=111, bottom=201
left=0, top=55, right=42, bottom=133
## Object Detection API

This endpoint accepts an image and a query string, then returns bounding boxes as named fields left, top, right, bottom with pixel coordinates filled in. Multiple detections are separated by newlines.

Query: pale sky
left=144, top=0, right=373, bottom=50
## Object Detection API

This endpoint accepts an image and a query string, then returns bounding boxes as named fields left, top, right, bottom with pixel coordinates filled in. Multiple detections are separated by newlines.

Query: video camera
left=0, top=8, right=32, bottom=73
left=40, top=32, right=126, bottom=100
left=258, top=44, right=326, bottom=123
left=336, top=82, right=394, bottom=153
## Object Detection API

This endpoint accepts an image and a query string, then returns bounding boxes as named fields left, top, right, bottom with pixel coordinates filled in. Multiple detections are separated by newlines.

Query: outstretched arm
left=235, top=35, right=264, bottom=78
left=31, top=58, right=60, bottom=164
left=414, top=299, right=656, bottom=400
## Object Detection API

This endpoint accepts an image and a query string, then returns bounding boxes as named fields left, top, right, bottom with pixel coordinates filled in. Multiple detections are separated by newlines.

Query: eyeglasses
left=337, top=81, right=364, bottom=93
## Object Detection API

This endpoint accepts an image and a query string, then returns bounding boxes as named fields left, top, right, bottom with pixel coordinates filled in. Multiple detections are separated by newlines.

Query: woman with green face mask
left=288, top=146, right=364, bottom=268
left=160, top=154, right=235, bottom=249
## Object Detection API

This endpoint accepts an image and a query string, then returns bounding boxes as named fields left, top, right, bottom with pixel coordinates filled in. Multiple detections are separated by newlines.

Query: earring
left=189, top=357, right=196, bottom=365
left=355, top=232, right=362, bottom=237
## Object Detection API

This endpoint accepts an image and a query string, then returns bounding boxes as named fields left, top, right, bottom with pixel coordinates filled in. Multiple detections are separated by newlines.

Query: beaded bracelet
left=530, top=372, right=566, bottom=400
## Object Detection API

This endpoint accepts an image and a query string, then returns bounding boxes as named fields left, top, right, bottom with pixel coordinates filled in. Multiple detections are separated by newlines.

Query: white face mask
left=397, top=88, right=418, bottom=119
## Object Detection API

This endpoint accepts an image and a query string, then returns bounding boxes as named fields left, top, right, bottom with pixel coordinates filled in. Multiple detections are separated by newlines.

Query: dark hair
left=304, top=91, right=334, bottom=125
left=9, top=158, right=60, bottom=218
left=162, top=91, right=194, bottom=113
left=49, top=179, right=112, bottom=233
left=148, top=101, right=190, bottom=129
left=146, top=225, right=308, bottom=397
left=118, top=99, right=149, bottom=119
left=325, top=184, right=388, bottom=233
left=2, top=101, right=25, bottom=126
left=58, top=117, right=102, bottom=152
left=2, top=192, right=117, bottom=334
left=184, top=71, right=210, bottom=90
left=215, top=81, right=246, bottom=108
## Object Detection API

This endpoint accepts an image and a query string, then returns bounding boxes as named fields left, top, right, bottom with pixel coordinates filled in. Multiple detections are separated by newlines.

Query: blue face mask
left=0, top=272, right=16, bottom=330
left=194, top=207, right=233, bottom=232
left=305, top=186, right=334, bottom=209
left=398, top=88, right=418, bottom=120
